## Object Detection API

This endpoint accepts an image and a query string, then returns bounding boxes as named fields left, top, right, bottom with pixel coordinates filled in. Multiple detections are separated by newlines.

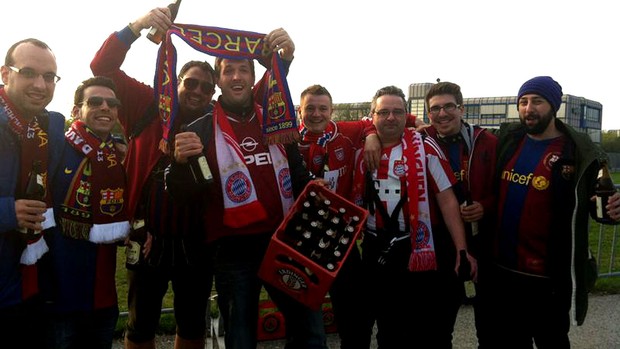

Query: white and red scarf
left=60, top=121, right=129, bottom=243
left=0, top=88, right=53, bottom=265
left=352, top=128, right=437, bottom=271
left=213, top=103, right=294, bottom=228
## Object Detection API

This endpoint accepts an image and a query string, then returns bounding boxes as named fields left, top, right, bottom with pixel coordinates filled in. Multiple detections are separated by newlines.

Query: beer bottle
left=458, top=250, right=476, bottom=299
left=147, top=0, right=182, bottom=44
left=23, top=160, right=45, bottom=237
left=180, top=124, right=213, bottom=184
left=463, top=192, right=479, bottom=237
left=594, top=159, right=619, bottom=225
left=126, top=219, right=147, bottom=270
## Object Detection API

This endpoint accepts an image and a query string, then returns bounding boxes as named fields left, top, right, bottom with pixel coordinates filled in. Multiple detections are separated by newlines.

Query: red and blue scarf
left=60, top=121, right=130, bottom=243
left=155, top=23, right=298, bottom=152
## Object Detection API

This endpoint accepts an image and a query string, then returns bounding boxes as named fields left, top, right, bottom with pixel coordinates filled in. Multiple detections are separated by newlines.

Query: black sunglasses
left=182, top=77, right=215, bottom=94
left=79, top=96, right=121, bottom=108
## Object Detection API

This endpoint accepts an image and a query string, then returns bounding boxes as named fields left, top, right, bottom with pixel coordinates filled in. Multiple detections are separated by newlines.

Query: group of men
left=2, top=4, right=620, bottom=349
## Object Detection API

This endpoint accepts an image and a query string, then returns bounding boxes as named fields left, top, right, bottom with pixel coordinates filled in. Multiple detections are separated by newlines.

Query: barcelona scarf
left=60, top=121, right=130, bottom=243
left=0, top=88, right=53, bottom=266
left=155, top=23, right=298, bottom=152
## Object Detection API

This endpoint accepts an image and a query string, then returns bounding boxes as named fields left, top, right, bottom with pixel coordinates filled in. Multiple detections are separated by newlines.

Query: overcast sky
left=4, top=0, right=619, bottom=129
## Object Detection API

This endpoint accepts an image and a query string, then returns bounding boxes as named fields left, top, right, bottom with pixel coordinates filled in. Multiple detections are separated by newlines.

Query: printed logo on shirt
left=393, top=160, right=406, bottom=177
left=532, top=175, right=550, bottom=191
left=334, top=147, right=345, bottom=162
left=543, top=152, right=561, bottom=171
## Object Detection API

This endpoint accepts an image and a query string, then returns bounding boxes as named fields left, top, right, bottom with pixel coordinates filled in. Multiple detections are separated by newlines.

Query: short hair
left=300, top=84, right=332, bottom=105
left=4, top=38, right=53, bottom=66
left=178, top=60, right=216, bottom=82
left=370, top=85, right=407, bottom=113
left=425, top=81, right=463, bottom=111
left=73, top=76, right=118, bottom=106
left=213, top=57, right=255, bottom=78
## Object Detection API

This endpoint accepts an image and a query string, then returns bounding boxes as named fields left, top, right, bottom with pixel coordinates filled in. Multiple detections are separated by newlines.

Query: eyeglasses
left=78, top=96, right=122, bottom=108
left=374, top=109, right=406, bottom=118
left=181, top=77, right=215, bottom=94
left=428, top=103, right=460, bottom=115
left=7, top=66, right=61, bottom=84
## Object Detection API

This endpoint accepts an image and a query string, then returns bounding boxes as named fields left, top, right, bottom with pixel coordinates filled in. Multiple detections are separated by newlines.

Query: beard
left=520, top=109, right=554, bottom=135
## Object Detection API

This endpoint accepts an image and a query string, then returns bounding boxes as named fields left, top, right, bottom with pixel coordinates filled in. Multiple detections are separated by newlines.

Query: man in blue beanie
left=481, top=76, right=620, bottom=348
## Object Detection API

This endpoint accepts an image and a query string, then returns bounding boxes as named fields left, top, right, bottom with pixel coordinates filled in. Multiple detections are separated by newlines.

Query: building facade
left=408, top=82, right=604, bottom=143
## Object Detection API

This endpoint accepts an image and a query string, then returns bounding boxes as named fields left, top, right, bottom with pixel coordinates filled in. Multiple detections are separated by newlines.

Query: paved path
left=113, top=294, right=620, bottom=349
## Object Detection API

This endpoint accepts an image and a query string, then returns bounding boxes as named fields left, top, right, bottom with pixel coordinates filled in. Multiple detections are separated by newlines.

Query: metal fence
left=593, top=222, right=620, bottom=278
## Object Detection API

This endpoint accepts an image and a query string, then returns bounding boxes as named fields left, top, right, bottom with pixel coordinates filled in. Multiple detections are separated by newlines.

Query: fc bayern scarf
left=60, top=121, right=130, bottom=243
left=0, top=87, right=53, bottom=265
left=213, top=103, right=294, bottom=228
left=154, top=23, right=298, bottom=152
left=352, top=128, right=437, bottom=271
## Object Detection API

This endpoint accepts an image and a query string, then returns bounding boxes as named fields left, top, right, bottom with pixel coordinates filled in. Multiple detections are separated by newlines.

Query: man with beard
left=483, top=76, right=620, bottom=348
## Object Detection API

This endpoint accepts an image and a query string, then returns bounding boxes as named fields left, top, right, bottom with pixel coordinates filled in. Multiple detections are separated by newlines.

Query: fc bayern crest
left=226, top=171, right=253, bottom=203
left=416, top=221, right=431, bottom=247
left=393, top=160, right=406, bottom=177
left=278, top=168, right=293, bottom=199
left=334, top=147, right=345, bottom=162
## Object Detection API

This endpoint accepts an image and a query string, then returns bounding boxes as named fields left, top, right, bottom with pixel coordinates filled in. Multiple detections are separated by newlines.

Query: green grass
left=114, top=174, right=620, bottom=335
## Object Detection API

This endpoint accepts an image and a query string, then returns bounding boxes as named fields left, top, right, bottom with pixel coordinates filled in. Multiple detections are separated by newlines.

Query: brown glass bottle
left=594, top=159, right=619, bottom=225
left=126, top=219, right=147, bottom=270
left=23, top=160, right=45, bottom=238
left=180, top=124, right=213, bottom=184
left=147, top=0, right=182, bottom=44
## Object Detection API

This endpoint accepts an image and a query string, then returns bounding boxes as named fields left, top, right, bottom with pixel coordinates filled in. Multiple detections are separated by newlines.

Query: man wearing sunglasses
left=40, top=76, right=130, bottom=349
left=0, top=38, right=66, bottom=349
left=91, top=5, right=295, bottom=349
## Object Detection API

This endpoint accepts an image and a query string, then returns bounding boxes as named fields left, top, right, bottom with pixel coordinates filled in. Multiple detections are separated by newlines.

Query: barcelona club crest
left=76, top=180, right=92, bottom=207
left=267, top=91, right=286, bottom=120
left=99, top=188, right=124, bottom=217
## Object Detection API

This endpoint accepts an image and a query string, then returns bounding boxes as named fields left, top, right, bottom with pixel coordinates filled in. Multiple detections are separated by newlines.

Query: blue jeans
left=212, top=234, right=328, bottom=349
left=46, top=306, right=119, bottom=349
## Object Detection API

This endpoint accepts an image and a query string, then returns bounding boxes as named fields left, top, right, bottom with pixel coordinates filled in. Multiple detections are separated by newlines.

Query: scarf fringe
left=60, top=218, right=91, bottom=240
left=89, top=221, right=130, bottom=244
left=20, top=237, right=48, bottom=265
left=265, top=130, right=300, bottom=145
left=408, top=250, right=438, bottom=272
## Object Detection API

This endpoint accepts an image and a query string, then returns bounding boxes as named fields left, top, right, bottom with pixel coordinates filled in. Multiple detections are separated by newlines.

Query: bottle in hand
left=23, top=160, right=45, bottom=237
left=458, top=250, right=476, bottom=299
left=126, top=219, right=147, bottom=270
left=147, top=0, right=182, bottom=44
left=594, top=159, right=619, bottom=225
left=180, top=124, right=213, bottom=184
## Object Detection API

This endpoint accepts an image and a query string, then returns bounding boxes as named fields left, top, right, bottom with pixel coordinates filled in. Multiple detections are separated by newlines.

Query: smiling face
left=1, top=42, right=58, bottom=121
left=300, top=93, right=333, bottom=133
left=216, top=58, right=255, bottom=109
left=177, top=66, right=215, bottom=119
left=428, top=94, right=464, bottom=137
left=74, top=85, right=119, bottom=140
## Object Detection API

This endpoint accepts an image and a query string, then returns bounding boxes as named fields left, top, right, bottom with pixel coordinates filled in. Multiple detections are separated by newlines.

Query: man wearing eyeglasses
left=91, top=5, right=296, bottom=348
left=350, top=85, right=476, bottom=348
left=421, top=81, right=497, bottom=348
left=0, top=38, right=66, bottom=349
left=40, top=76, right=130, bottom=349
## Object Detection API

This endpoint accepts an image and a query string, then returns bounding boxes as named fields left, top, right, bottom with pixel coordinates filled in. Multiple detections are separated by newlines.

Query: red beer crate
left=258, top=182, right=367, bottom=310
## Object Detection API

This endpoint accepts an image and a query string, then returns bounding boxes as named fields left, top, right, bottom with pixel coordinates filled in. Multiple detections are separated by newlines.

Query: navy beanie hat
left=517, top=76, right=563, bottom=112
